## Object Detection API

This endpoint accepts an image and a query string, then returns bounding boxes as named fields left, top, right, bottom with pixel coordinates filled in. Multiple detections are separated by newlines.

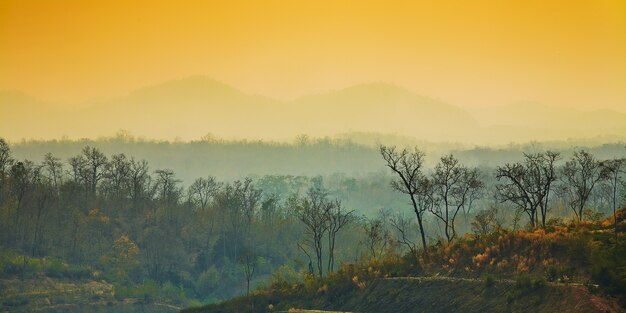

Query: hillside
left=0, top=276, right=178, bottom=313
left=182, top=278, right=617, bottom=313
left=183, top=210, right=626, bottom=313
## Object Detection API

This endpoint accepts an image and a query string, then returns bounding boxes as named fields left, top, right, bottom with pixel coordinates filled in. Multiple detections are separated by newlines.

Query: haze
left=1, top=0, right=625, bottom=143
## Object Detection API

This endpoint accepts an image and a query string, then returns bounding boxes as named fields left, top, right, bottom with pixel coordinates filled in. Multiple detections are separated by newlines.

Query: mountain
left=0, top=91, right=75, bottom=140
left=1, top=76, right=625, bottom=143
left=470, top=102, right=626, bottom=142
left=75, top=76, right=281, bottom=140
left=288, top=82, right=479, bottom=142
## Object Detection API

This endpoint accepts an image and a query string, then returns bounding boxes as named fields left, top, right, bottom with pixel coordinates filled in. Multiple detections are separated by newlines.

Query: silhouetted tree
left=601, top=158, right=625, bottom=239
left=294, top=184, right=333, bottom=278
left=326, top=199, right=353, bottom=273
left=188, top=176, right=221, bottom=210
left=380, top=145, right=429, bottom=249
left=82, top=146, right=107, bottom=197
left=496, top=152, right=560, bottom=227
left=430, top=155, right=484, bottom=241
left=559, top=150, right=607, bottom=222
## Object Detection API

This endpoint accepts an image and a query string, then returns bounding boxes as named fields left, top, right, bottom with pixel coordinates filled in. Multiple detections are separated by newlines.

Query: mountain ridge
left=1, top=76, right=625, bottom=143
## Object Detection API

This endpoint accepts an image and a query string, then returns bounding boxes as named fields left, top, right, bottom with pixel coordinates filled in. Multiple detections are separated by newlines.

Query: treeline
left=0, top=138, right=369, bottom=304
left=0, top=137, right=624, bottom=306
left=378, top=145, right=625, bottom=252
left=9, top=133, right=626, bottom=184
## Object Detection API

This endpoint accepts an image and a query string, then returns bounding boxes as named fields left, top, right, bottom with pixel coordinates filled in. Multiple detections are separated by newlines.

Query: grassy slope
left=0, top=276, right=179, bottom=313
left=182, top=278, right=616, bottom=313
left=183, top=209, right=626, bottom=313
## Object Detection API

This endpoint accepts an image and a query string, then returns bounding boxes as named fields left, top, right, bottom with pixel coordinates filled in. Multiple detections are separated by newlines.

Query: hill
left=182, top=209, right=626, bottom=313
left=182, top=277, right=616, bottom=313
left=2, top=76, right=625, bottom=143
left=470, top=102, right=626, bottom=143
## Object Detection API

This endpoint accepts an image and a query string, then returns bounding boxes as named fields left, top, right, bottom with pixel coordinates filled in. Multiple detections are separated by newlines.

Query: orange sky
left=0, top=0, right=625, bottom=110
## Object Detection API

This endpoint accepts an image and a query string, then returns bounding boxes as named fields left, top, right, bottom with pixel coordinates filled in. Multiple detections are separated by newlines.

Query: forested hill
left=1, top=137, right=625, bottom=312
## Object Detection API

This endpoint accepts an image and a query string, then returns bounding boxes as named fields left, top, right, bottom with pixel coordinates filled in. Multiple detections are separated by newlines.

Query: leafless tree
left=30, top=166, right=52, bottom=256
left=188, top=176, right=222, bottom=210
left=326, top=199, right=353, bottom=273
left=68, top=155, right=88, bottom=190
left=536, top=152, right=560, bottom=227
left=238, top=248, right=257, bottom=296
left=361, top=213, right=391, bottom=259
left=390, top=211, right=419, bottom=256
left=42, top=153, right=63, bottom=192
left=82, top=146, right=107, bottom=197
left=9, top=161, right=32, bottom=245
left=128, top=158, right=151, bottom=206
left=102, top=153, right=131, bottom=200
left=379, top=145, right=429, bottom=249
left=601, top=158, right=625, bottom=239
left=239, top=178, right=262, bottom=230
left=559, top=150, right=607, bottom=222
left=294, top=185, right=333, bottom=278
left=0, top=138, right=12, bottom=178
left=496, top=151, right=559, bottom=228
left=471, top=207, right=500, bottom=236
left=431, top=155, right=484, bottom=241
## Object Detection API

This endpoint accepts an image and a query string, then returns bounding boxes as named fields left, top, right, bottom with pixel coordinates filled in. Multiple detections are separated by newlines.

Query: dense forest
left=0, top=137, right=624, bottom=311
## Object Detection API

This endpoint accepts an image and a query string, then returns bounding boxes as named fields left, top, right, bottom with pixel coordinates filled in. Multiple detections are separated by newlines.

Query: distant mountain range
left=1, top=76, right=625, bottom=144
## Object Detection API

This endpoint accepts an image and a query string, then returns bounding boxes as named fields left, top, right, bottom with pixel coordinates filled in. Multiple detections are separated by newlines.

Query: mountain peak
left=127, top=75, right=247, bottom=100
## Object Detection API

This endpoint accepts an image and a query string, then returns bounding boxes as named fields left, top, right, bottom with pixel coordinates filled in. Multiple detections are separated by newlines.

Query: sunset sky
left=1, top=0, right=625, bottom=111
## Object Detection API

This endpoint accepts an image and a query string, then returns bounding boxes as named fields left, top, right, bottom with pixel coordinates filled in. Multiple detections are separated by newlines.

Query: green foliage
left=544, top=265, right=573, bottom=282
left=506, top=275, right=545, bottom=303
left=114, top=281, right=158, bottom=301
left=269, top=264, right=303, bottom=290
left=583, top=209, right=605, bottom=223
left=483, top=275, right=494, bottom=288
left=2, top=295, right=29, bottom=308
left=195, top=266, right=220, bottom=297
left=159, top=281, right=188, bottom=304
left=43, top=260, right=91, bottom=279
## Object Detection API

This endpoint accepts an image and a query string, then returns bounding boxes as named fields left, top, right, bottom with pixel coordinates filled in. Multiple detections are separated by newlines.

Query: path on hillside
left=276, top=309, right=356, bottom=313
left=382, top=275, right=596, bottom=288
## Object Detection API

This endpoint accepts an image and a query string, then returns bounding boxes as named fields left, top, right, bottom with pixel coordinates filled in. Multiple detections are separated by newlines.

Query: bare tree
left=82, top=146, right=107, bottom=197
left=188, top=176, right=221, bottom=210
left=390, top=211, right=419, bottom=256
left=326, top=199, right=353, bottom=273
left=0, top=138, right=14, bottom=180
left=30, top=166, right=52, bottom=256
left=238, top=248, right=257, bottom=296
left=361, top=212, right=391, bottom=259
left=42, top=153, right=63, bottom=192
left=559, top=150, right=607, bottom=222
left=68, top=155, right=88, bottom=190
left=431, top=155, right=484, bottom=242
left=294, top=185, right=333, bottom=278
left=153, top=169, right=181, bottom=223
left=9, top=161, right=32, bottom=245
left=601, top=158, right=625, bottom=239
left=102, top=153, right=131, bottom=200
left=128, top=158, right=151, bottom=206
left=239, top=178, right=262, bottom=230
left=380, top=145, right=429, bottom=249
left=496, top=152, right=559, bottom=228
left=536, top=152, right=560, bottom=227
left=471, top=207, right=500, bottom=236
left=297, top=241, right=315, bottom=275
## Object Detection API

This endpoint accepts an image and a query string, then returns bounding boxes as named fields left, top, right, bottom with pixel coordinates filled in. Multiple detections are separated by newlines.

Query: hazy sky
left=1, top=0, right=625, bottom=111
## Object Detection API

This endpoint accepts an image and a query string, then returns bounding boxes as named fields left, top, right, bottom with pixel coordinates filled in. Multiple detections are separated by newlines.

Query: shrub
left=483, top=275, right=494, bottom=288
